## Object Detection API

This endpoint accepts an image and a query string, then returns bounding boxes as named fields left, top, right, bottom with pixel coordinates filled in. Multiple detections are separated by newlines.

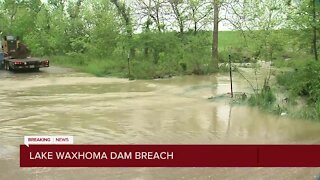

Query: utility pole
left=148, top=0, right=151, bottom=26
left=144, top=0, right=151, bottom=57
left=212, top=0, right=219, bottom=69
left=312, top=0, right=318, bottom=61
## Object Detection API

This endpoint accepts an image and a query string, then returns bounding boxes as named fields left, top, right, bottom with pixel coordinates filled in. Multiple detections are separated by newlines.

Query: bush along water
left=276, top=61, right=320, bottom=120
left=50, top=32, right=220, bottom=80
left=248, top=78, right=276, bottom=108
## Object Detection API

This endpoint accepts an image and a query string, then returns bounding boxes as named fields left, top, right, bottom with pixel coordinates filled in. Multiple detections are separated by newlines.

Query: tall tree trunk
left=212, top=0, right=219, bottom=69
left=312, top=0, right=318, bottom=61
left=155, top=0, right=162, bottom=32
left=194, top=21, right=197, bottom=35
left=170, top=1, right=184, bottom=34
left=144, top=0, right=151, bottom=57
left=111, top=0, right=135, bottom=57
left=192, top=8, right=197, bottom=34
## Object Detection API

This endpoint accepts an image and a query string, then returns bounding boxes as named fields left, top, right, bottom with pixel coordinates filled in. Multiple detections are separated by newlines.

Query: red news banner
left=20, top=145, right=320, bottom=167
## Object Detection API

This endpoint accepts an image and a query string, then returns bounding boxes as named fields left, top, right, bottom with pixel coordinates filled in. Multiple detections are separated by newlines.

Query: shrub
left=248, top=80, right=276, bottom=108
left=277, top=61, right=320, bottom=103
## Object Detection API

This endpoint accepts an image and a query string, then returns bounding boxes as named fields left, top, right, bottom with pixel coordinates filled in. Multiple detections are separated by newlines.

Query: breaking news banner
left=24, top=136, right=74, bottom=147
left=20, top=136, right=320, bottom=167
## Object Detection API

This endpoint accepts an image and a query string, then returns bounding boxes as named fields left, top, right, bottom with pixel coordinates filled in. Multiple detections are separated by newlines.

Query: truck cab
left=2, top=35, right=18, bottom=56
left=2, top=35, right=30, bottom=59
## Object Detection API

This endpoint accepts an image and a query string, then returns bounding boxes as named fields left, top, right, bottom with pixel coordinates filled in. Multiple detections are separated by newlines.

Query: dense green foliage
left=248, top=83, right=276, bottom=108
left=0, top=0, right=318, bottom=79
left=48, top=31, right=217, bottom=79
left=277, top=61, right=320, bottom=119
left=0, top=0, right=220, bottom=79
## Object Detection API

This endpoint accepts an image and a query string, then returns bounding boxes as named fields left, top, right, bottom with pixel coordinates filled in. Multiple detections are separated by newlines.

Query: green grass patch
left=50, top=55, right=128, bottom=77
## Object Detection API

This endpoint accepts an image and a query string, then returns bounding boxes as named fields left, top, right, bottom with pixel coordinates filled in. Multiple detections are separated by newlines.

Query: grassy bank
left=50, top=53, right=218, bottom=79
left=50, top=30, right=304, bottom=79
left=276, top=60, right=320, bottom=121
left=232, top=59, right=320, bottom=122
left=50, top=31, right=245, bottom=79
left=50, top=55, right=128, bottom=78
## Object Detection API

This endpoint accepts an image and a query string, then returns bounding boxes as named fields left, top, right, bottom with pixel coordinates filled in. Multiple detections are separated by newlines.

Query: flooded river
left=1, top=66, right=320, bottom=179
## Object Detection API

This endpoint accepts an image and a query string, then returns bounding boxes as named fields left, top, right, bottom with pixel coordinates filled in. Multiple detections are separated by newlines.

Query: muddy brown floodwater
left=1, top=66, right=320, bottom=180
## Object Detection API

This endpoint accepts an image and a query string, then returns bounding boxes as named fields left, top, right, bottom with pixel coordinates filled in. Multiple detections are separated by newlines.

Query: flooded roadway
left=1, top=66, right=320, bottom=180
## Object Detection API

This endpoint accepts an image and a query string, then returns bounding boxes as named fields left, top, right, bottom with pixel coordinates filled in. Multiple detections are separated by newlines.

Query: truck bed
left=6, top=57, right=45, bottom=62
left=3, top=57, right=49, bottom=71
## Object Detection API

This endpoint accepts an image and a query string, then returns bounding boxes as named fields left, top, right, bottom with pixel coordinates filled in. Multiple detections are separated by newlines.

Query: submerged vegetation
left=248, top=80, right=276, bottom=109
left=276, top=61, right=320, bottom=120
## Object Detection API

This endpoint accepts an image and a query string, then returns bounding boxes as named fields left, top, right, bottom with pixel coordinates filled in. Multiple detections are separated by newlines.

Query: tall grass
left=50, top=55, right=128, bottom=77
left=50, top=53, right=217, bottom=79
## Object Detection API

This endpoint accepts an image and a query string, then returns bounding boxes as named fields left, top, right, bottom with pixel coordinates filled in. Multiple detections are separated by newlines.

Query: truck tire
left=4, top=62, right=8, bottom=71
left=6, top=62, right=13, bottom=71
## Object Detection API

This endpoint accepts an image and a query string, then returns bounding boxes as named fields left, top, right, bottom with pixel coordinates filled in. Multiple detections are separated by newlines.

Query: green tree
left=287, top=0, right=319, bottom=61
left=84, top=0, right=120, bottom=57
